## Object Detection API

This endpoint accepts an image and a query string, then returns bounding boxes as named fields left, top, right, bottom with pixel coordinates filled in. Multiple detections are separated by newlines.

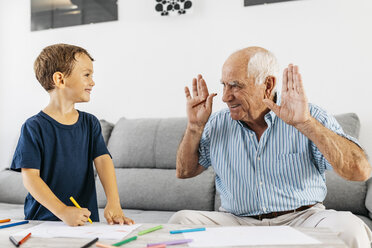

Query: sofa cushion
left=99, top=209, right=174, bottom=224
left=323, top=113, right=368, bottom=216
left=0, top=169, right=28, bottom=204
left=324, top=170, right=368, bottom=216
left=334, top=113, right=360, bottom=139
left=356, top=214, right=372, bottom=230
left=96, top=167, right=215, bottom=211
left=108, top=118, right=187, bottom=169
left=155, top=118, right=188, bottom=169
left=364, top=178, right=372, bottom=219
left=100, top=119, right=115, bottom=145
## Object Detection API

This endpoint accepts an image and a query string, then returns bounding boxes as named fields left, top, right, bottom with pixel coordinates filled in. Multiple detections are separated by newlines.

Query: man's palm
left=185, top=75, right=216, bottom=128
left=263, top=65, right=310, bottom=127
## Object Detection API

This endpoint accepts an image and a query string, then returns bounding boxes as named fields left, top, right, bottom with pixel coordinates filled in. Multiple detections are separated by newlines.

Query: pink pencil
left=147, top=245, right=166, bottom=248
left=96, top=242, right=116, bottom=248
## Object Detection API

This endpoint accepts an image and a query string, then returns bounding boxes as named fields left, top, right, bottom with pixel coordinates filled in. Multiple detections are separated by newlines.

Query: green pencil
left=138, top=225, right=163, bottom=236
left=112, top=236, right=137, bottom=246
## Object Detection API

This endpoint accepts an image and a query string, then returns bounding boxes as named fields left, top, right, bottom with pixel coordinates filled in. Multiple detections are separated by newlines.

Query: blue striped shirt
left=198, top=103, right=359, bottom=216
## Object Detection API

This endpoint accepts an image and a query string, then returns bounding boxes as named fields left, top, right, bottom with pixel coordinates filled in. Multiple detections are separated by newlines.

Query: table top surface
left=0, top=221, right=347, bottom=248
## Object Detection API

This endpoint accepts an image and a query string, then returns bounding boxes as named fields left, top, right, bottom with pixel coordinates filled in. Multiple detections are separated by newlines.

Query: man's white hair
left=247, top=50, right=279, bottom=87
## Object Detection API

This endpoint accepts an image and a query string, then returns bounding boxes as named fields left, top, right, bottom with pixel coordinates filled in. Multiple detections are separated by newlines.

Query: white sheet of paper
left=184, top=226, right=322, bottom=247
left=12, top=221, right=141, bottom=240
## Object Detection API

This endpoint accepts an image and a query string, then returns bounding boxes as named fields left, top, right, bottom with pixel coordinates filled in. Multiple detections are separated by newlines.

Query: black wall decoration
left=244, top=0, right=298, bottom=6
left=155, top=0, right=192, bottom=16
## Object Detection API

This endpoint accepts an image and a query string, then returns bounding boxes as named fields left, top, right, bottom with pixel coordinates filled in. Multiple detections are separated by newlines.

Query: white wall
left=0, top=0, right=371, bottom=169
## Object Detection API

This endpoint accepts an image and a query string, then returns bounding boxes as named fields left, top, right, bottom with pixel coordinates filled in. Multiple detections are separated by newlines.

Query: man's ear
left=264, top=76, right=276, bottom=99
left=52, top=72, right=65, bottom=89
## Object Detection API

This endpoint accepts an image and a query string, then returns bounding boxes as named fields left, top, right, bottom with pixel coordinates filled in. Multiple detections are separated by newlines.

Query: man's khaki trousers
left=168, top=204, right=372, bottom=248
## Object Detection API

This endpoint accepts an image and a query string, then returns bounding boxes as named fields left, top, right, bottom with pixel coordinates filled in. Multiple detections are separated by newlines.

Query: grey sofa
left=1, top=112, right=372, bottom=230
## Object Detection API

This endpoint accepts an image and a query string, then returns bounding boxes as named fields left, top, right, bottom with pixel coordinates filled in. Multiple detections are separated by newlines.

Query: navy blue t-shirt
left=11, top=110, right=110, bottom=222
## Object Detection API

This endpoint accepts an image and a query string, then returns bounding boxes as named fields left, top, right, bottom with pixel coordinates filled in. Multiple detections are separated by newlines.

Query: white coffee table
left=0, top=221, right=347, bottom=247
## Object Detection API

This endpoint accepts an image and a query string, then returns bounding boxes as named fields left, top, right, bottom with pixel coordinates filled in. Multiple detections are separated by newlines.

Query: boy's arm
left=21, top=168, right=91, bottom=226
left=94, top=154, right=134, bottom=225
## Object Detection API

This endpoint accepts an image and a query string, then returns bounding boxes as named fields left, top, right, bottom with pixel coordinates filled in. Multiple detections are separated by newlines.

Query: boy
left=11, top=44, right=134, bottom=226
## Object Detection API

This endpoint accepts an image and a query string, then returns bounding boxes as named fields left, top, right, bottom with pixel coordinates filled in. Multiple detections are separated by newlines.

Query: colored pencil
left=95, top=242, right=116, bottom=248
left=170, top=227, right=206, bottom=234
left=112, top=236, right=137, bottom=246
left=138, top=225, right=163, bottom=236
left=146, top=245, right=166, bottom=248
left=147, top=239, right=193, bottom=246
left=0, top=218, right=11, bottom=223
left=18, top=232, right=31, bottom=245
left=0, top=220, right=29, bottom=229
left=81, top=237, right=98, bottom=248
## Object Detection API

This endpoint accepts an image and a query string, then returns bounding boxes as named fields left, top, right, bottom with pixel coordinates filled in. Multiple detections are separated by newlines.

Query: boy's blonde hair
left=34, top=44, right=94, bottom=91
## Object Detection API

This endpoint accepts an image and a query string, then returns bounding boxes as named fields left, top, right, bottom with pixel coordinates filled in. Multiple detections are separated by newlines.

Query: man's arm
left=21, top=168, right=91, bottom=226
left=176, top=126, right=206, bottom=178
left=264, top=64, right=371, bottom=181
left=176, top=74, right=216, bottom=179
left=295, top=117, right=370, bottom=181
left=94, top=154, right=134, bottom=225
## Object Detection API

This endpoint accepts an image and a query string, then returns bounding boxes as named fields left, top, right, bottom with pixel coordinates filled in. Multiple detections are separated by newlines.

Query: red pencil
left=18, top=233, right=31, bottom=245
left=0, top=218, right=11, bottom=223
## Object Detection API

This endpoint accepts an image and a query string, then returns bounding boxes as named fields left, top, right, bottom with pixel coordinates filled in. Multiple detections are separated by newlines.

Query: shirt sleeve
left=92, top=116, right=111, bottom=160
left=198, top=119, right=212, bottom=169
left=11, top=121, right=43, bottom=172
left=310, top=105, right=362, bottom=174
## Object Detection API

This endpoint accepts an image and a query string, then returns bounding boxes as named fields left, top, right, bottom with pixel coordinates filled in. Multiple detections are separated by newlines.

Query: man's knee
left=316, top=211, right=371, bottom=248
left=168, top=210, right=198, bottom=224
left=335, top=212, right=371, bottom=248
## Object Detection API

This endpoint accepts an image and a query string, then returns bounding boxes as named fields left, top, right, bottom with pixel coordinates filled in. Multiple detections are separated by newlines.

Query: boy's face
left=63, top=53, right=94, bottom=103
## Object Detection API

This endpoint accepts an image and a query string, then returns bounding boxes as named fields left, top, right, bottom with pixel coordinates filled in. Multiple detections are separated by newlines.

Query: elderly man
left=169, top=46, right=372, bottom=248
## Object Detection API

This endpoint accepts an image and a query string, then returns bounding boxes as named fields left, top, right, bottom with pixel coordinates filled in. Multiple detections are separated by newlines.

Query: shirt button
left=250, top=133, right=254, bottom=137
left=262, top=207, right=266, bottom=211
left=260, top=181, right=263, bottom=186
left=257, top=157, right=261, bottom=161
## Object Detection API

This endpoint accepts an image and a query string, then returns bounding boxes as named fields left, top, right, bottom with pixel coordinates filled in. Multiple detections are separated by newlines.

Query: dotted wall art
left=155, top=0, right=193, bottom=16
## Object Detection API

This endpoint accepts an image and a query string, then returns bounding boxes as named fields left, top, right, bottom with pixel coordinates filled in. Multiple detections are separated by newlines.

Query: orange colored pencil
left=18, top=233, right=31, bottom=245
left=0, top=219, right=10, bottom=223
left=95, top=242, right=116, bottom=248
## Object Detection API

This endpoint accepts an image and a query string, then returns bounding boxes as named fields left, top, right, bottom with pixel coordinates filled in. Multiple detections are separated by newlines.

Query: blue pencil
left=170, top=227, right=206, bottom=234
left=0, top=220, right=29, bottom=229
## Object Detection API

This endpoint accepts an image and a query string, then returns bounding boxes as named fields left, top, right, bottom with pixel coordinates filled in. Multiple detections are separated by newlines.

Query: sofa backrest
left=0, top=169, right=28, bottom=204
left=97, top=117, right=216, bottom=212
left=98, top=112, right=370, bottom=216
left=108, top=118, right=187, bottom=169
left=0, top=112, right=366, bottom=218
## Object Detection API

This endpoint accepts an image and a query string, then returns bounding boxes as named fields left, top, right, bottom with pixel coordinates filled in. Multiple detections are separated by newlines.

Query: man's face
left=221, top=58, right=267, bottom=123
left=63, top=53, right=94, bottom=103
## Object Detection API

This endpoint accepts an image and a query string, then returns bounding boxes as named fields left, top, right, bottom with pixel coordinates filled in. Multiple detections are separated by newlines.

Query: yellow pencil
left=69, top=196, right=93, bottom=224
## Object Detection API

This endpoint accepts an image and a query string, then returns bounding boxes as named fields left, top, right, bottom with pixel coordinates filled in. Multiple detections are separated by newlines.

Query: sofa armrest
left=0, top=169, right=28, bottom=204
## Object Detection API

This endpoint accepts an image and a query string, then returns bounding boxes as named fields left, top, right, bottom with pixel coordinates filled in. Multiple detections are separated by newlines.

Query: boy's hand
left=104, top=202, right=135, bottom=225
left=59, top=206, right=91, bottom=226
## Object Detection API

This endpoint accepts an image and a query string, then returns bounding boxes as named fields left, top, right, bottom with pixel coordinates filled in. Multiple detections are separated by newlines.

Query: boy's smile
left=63, top=53, right=95, bottom=103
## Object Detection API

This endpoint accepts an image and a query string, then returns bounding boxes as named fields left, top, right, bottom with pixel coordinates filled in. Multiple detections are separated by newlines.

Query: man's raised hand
left=185, top=74, right=217, bottom=131
left=263, top=64, right=311, bottom=128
